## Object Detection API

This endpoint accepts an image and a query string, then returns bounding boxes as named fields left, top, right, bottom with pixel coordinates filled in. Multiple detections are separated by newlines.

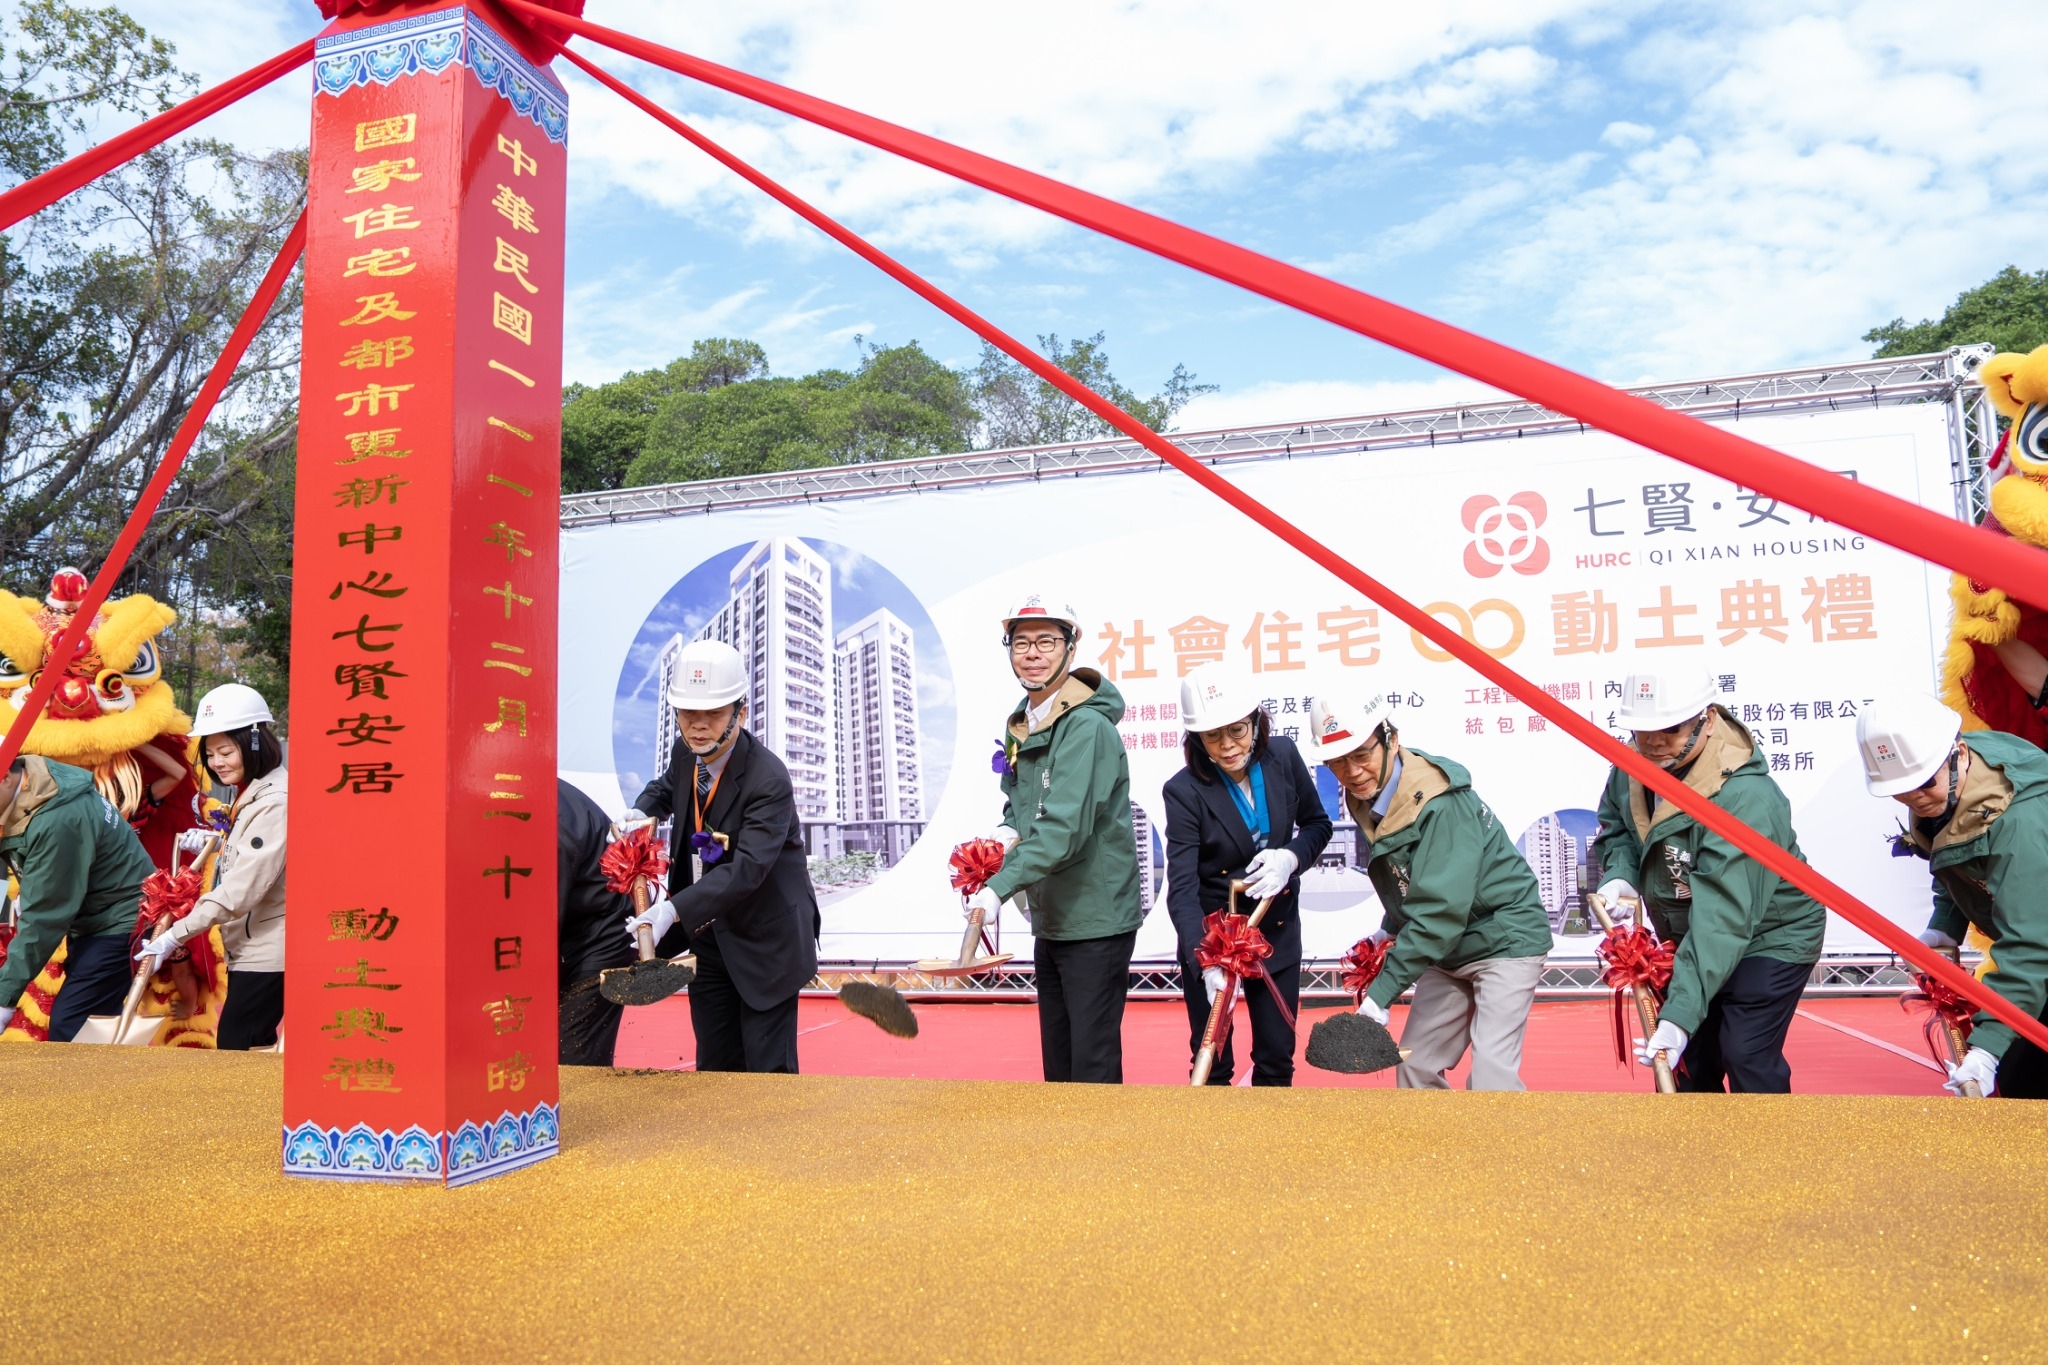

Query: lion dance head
left=1944, top=344, right=2048, bottom=745
left=0, top=568, right=191, bottom=818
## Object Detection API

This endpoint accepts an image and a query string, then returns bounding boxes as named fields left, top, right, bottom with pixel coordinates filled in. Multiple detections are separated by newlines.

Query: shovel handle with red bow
left=1906, top=949, right=1982, bottom=1097
left=916, top=838, right=1015, bottom=977
left=1190, top=880, right=1284, bottom=1086
left=1589, top=893, right=1675, bottom=1094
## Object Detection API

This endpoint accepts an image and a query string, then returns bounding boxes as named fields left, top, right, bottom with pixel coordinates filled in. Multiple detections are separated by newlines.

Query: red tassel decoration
left=600, top=825, right=671, bottom=897
left=948, top=838, right=1007, bottom=897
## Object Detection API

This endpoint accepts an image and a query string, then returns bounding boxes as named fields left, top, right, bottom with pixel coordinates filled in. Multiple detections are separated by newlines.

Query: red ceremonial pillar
left=284, top=1, right=566, bottom=1184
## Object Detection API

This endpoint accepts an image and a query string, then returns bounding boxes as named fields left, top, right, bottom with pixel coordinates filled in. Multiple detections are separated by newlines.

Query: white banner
left=560, top=402, right=1958, bottom=963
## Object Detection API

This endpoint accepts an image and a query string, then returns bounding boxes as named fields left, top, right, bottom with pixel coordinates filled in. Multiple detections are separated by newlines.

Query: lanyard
left=1223, top=761, right=1269, bottom=846
left=691, top=760, right=725, bottom=835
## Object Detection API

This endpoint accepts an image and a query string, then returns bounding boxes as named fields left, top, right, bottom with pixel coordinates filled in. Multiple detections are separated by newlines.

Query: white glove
left=1919, top=928, right=1960, bottom=952
left=0, top=1005, right=13, bottom=1031
left=1368, top=928, right=1392, bottom=948
left=175, top=829, right=216, bottom=856
left=1356, top=994, right=1390, bottom=1025
left=1203, top=966, right=1227, bottom=1004
left=1596, top=878, right=1640, bottom=908
left=614, top=809, right=656, bottom=838
left=991, top=825, right=1019, bottom=853
left=1243, top=848, right=1299, bottom=900
left=624, top=899, right=678, bottom=945
left=963, top=886, right=1000, bottom=923
left=133, top=930, right=180, bottom=972
left=1945, top=1045, right=1998, bottom=1098
left=1635, top=1019, right=1688, bottom=1070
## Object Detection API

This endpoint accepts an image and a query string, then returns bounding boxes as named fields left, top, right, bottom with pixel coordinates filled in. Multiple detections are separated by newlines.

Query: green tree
left=1, top=2, right=305, bottom=724
left=561, top=337, right=768, bottom=492
left=624, top=339, right=976, bottom=486
left=1866, top=266, right=2048, bottom=358
left=972, top=331, right=1214, bottom=449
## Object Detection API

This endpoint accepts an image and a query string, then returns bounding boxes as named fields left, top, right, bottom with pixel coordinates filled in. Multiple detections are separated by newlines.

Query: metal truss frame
left=564, top=349, right=1995, bottom=528
left=811, top=953, right=1970, bottom=1003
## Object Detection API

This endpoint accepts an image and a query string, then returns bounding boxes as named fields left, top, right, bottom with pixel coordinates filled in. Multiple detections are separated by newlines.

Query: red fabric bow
left=948, top=838, right=1007, bottom=897
left=131, top=865, right=224, bottom=982
left=1196, top=911, right=1273, bottom=981
left=1595, top=924, right=1675, bottom=1067
left=600, top=826, right=670, bottom=896
left=1340, top=935, right=1392, bottom=1005
left=1903, top=971, right=1977, bottom=1066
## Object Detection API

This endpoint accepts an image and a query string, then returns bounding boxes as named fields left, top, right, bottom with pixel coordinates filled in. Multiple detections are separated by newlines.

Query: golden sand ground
left=3, top=1047, right=2043, bottom=1361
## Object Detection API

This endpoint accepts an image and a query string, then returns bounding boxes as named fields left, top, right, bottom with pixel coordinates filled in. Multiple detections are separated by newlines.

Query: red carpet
left=615, top=993, right=1951, bottom=1094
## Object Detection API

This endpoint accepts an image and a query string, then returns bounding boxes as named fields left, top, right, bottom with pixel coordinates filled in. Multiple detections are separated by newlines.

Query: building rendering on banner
left=656, top=538, right=927, bottom=864
left=1522, top=812, right=1582, bottom=933
left=834, top=607, right=925, bottom=864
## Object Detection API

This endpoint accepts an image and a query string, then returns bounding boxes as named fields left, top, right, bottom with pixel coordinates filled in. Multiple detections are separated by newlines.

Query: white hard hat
left=1857, top=693, right=1963, bottom=796
left=1303, top=690, right=1395, bottom=762
left=666, top=638, right=748, bottom=709
left=191, top=682, right=273, bottom=736
left=1616, top=662, right=1718, bottom=731
left=1179, top=663, right=1258, bottom=733
left=1001, top=593, right=1081, bottom=639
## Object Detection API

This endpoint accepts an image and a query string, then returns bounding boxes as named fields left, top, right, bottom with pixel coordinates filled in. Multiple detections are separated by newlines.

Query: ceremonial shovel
left=912, top=894, right=1016, bottom=978
left=77, top=833, right=221, bottom=1045
left=1939, top=948, right=1984, bottom=1099
left=1588, top=893, right=1676, bottom=1095
left=1190, top=881, right=1291, bottom=1086
left=598, top=825, right=697, bottom=1007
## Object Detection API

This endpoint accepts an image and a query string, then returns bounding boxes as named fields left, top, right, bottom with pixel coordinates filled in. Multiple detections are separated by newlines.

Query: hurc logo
left=1461, top=492, right=1549, bottom=577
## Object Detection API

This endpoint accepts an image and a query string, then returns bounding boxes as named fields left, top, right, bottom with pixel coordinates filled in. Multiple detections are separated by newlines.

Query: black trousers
left=1676, top=954, right=1809, bottom=1094
left=47, top=932, right=135, bottom=1043
left=1987, top=999, right=2048, bottom=1100
left=1034, top=930, right=1137, bottom=1084
left=688, top=938, right=799, bottom=1074
left=1180, top=949, right=1300, bottom=1085
left=558, top=955, right=631, bottom=1067
left=218, top=970, right=283, bottom=1050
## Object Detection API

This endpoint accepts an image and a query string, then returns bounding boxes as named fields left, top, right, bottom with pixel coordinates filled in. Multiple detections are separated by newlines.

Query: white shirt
left=1026, top=691, right=1059, bottom=732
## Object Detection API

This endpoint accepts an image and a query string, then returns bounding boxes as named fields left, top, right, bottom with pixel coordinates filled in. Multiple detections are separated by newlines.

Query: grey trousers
left=1395, top=953, right=1547, bottom=1092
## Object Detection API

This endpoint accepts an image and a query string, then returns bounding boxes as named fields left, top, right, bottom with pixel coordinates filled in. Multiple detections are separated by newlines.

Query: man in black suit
left=622, top=639, right=820, bottom=1073
left=1163, top=665, right=1332, bottom=1085
left=557, top=779, right=637, bottom=1066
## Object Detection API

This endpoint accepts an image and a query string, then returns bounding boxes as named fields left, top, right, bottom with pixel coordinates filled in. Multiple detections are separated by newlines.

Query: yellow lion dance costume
left=0, top=569, right=221, bottom=1044
left=1944, top=346, right=2048, bottom=748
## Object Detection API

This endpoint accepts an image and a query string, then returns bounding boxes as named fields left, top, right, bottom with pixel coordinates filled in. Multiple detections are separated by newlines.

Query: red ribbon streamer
left=1903, top=971, right=1977, bottom=1066
left=1339, top=936, right=1391, bottom=1005
left=1596, top=925, right=1676, bottom=1067
left=600, top=826, right=670, bottom=897
left=1196, top=911, right=1273, bottom=981
left=495, top=19, right=2048, bottom=1059
left=948, top=838, right=1007, bottom=897
left=509, top=0, right=2048, bottom=604
left=0, top=42, right=313, bottom=234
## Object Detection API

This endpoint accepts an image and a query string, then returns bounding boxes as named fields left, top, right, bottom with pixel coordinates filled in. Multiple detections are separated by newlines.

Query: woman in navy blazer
left=1162, top=664, right=1332, bottom=1085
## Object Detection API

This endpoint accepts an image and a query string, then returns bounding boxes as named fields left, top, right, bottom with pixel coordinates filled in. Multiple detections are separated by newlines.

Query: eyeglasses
left=1010, top=635, right=1067, bottom=656
left=1200, top=720, right=1256, bottom=745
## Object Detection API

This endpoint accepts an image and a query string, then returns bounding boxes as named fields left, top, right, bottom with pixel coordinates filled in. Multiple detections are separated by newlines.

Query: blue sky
left=115, top=1, right=2048, bottom=429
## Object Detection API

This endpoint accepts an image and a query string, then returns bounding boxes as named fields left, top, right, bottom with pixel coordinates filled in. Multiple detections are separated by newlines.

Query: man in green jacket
left=1592, top=663, right=1824, bottom=1093
left=1857, top=693, right=2048, bottom=1099
left=0, top=755, right=154, bottom=1041
left=967, top=593, right=1144, bottom=1083
left=1306, top=690, right=1551, bottom=1090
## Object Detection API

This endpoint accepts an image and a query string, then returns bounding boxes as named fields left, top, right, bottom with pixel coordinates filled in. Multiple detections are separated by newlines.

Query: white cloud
left=1600, top=120, right=1654, bottom=147
left=1442, top=0, right=2048, bottom=378
left=561, top=1, right=1612, bottom=260
left=1175, top=376, right=1508, bottom=431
